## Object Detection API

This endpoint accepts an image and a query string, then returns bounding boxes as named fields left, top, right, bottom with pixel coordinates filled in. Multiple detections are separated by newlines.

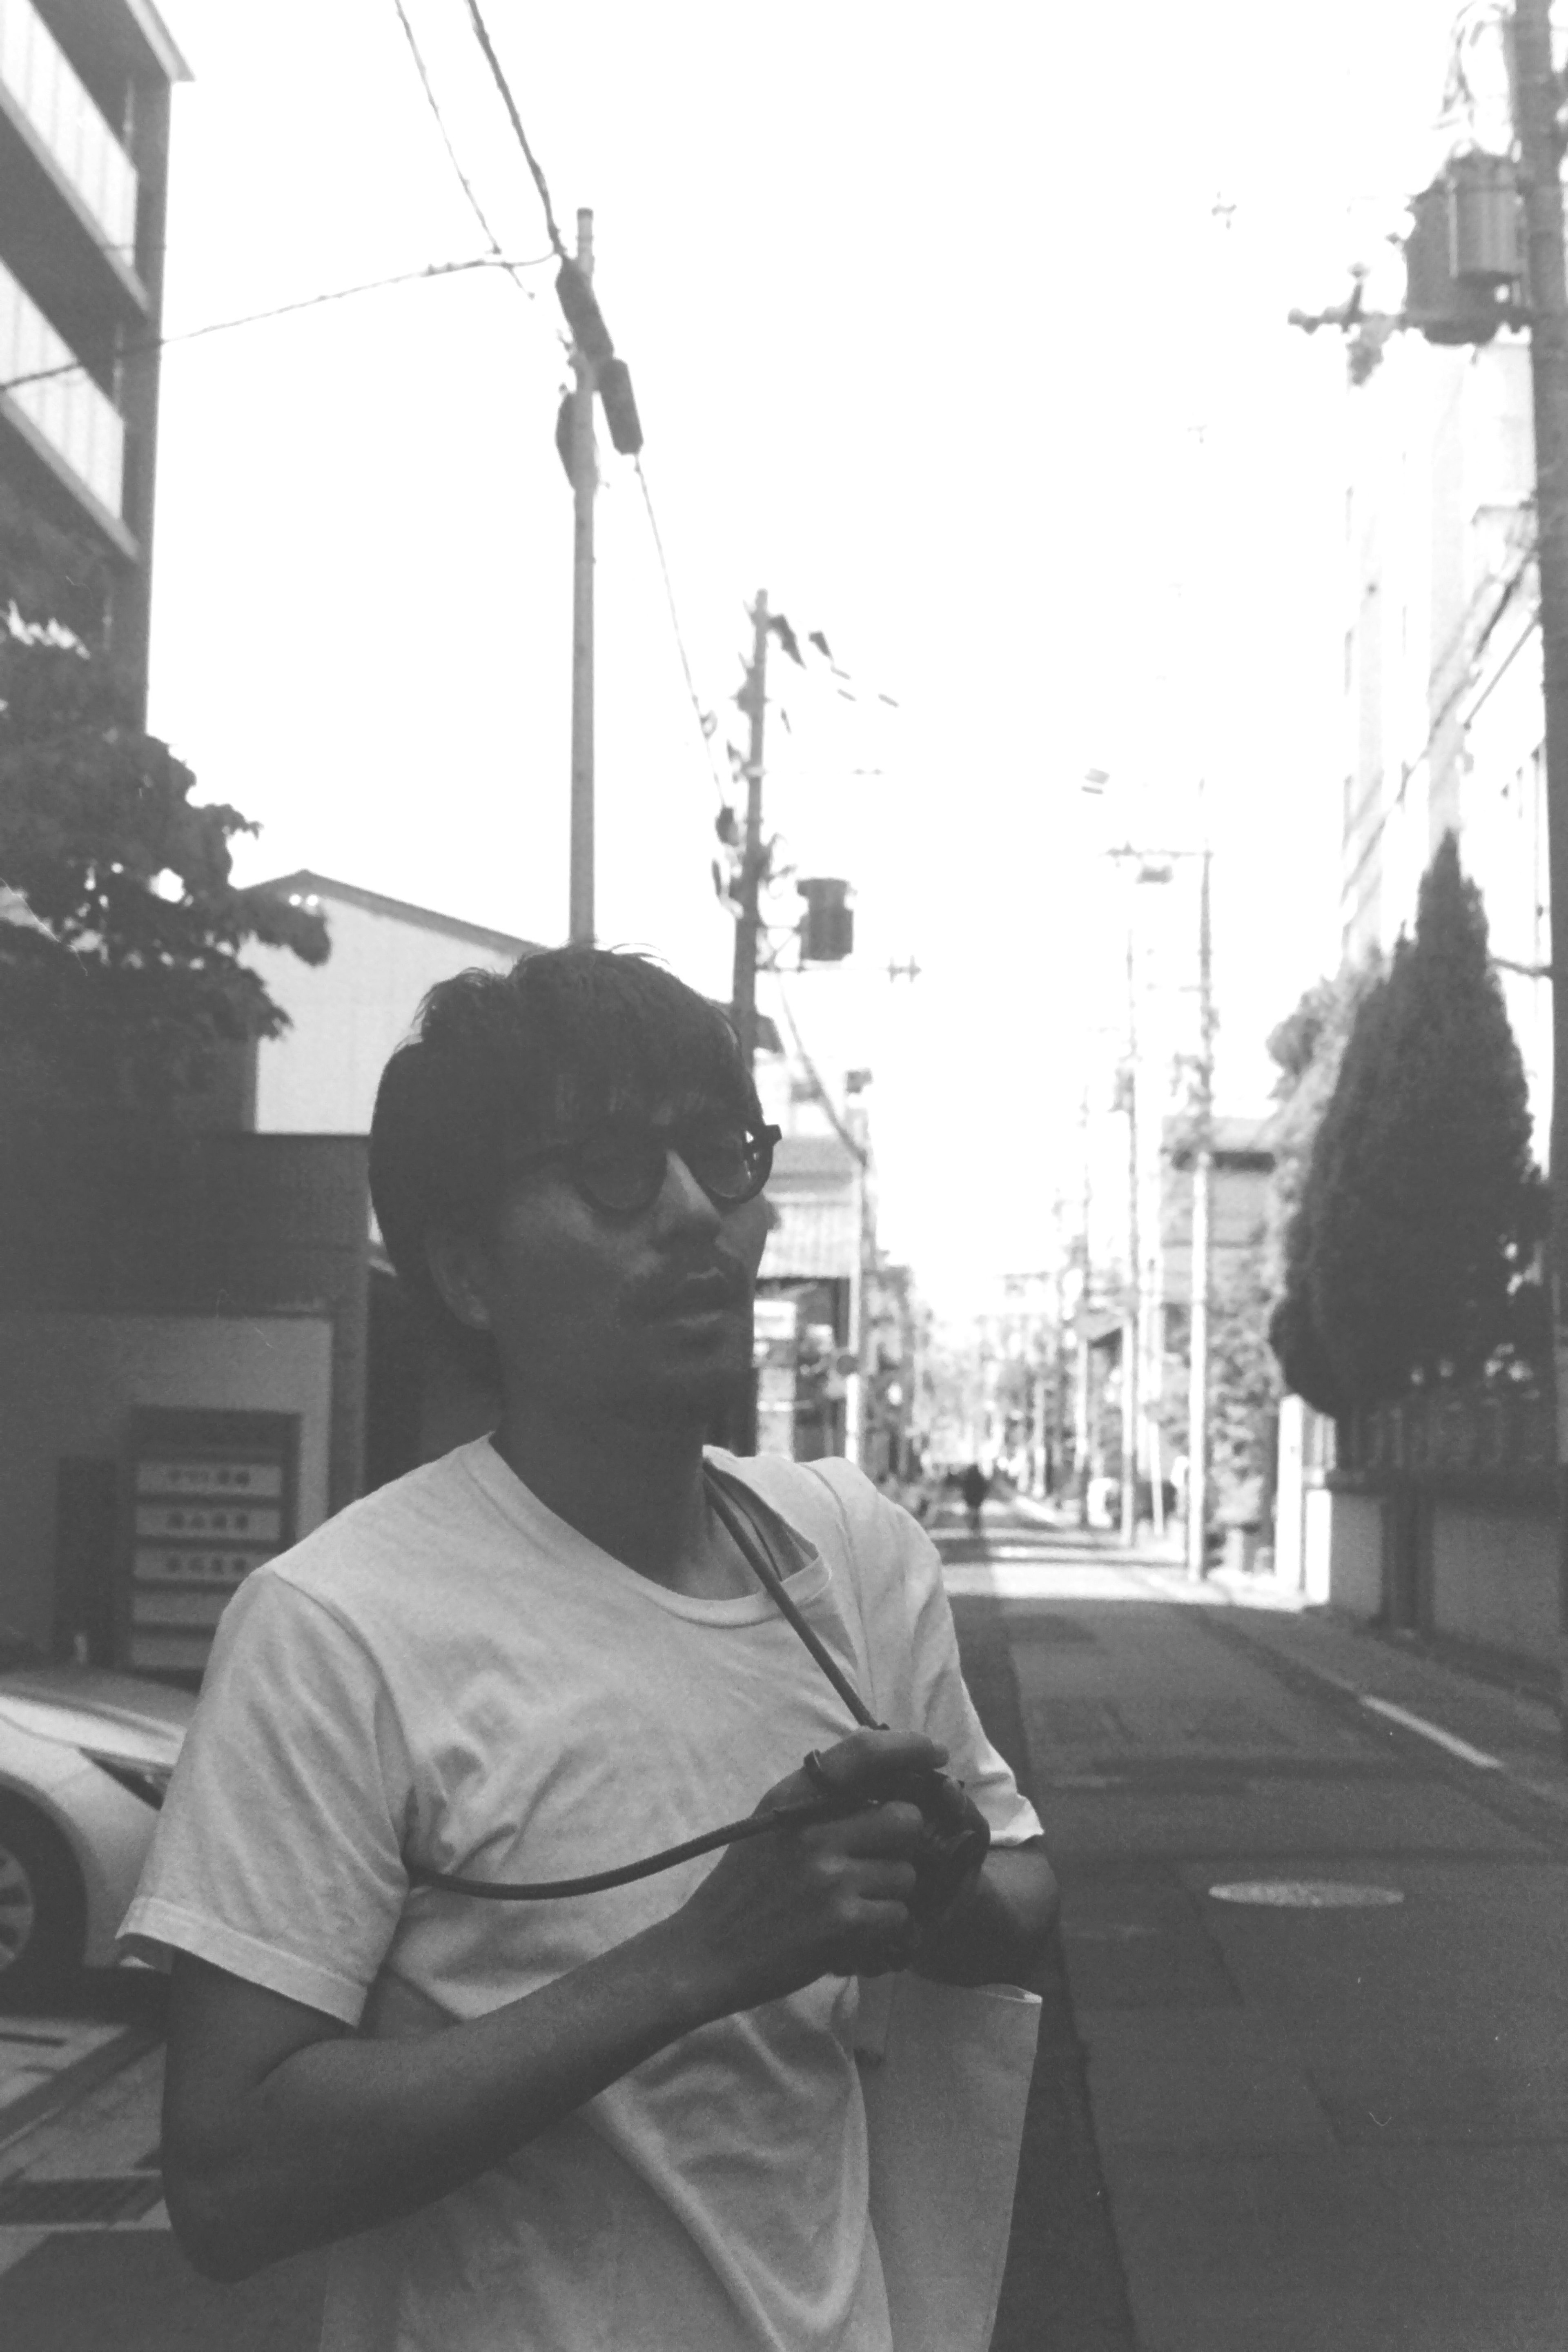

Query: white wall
left=1303, top=1486, right=1335, bottom=1608
left=0, top=1312, right=333, bottom=1646
left=250, top=893, right=523, bottom=1136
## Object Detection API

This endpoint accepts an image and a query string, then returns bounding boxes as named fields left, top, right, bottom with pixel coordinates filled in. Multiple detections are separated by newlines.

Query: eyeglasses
left=508, top=1119, right=782, bottom=1217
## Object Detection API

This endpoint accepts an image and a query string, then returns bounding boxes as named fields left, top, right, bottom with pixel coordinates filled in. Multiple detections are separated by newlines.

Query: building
left=0, top=1111, right=369, bottom=1677
left=237, top=872, right=539, bottom=1484
left=750, top=1048, right=901, bottom=1470
left=1340, top=331, right=1548, bottom=1113
left=0, top=0, right=189, bottom=706
left=0, top=878, right=902, bottom=1670
left=1158, top=1116, right=1274, bottom=1341
left=0, top=871, right=537, bottom=1679
left=236, top=871, right=535, bottom=1136
left=1274, top=316, right=1557, bottom=1672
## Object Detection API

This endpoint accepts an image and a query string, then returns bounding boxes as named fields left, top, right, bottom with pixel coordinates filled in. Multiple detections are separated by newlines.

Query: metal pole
left=568, top=208, right=597, bottom=944
left=1121, top=918, right=1141, bottom=1547
left=731, top=591, right=769, bottom=1069
left=1512, top=0, right=1568, bottom=1751
left=1187, top=835, right=1216, bottom=1577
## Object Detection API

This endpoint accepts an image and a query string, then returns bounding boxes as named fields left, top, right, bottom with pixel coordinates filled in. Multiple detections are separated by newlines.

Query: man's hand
left=670, top=1728, right=949, bottom=2005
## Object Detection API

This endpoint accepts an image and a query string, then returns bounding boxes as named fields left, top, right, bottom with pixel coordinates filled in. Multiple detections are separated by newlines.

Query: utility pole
left=1187, top=835, right=1216, bottom=1578
left=1075, top=1076, right=1094, bottom=1525
left=1121, top=922, right=1141, bottom=1548
left=731, top=590, right=770, bottom=1069
left=1512, top=0, right=1568, bottom=1750
left=568, top=208, right=597, bottom=944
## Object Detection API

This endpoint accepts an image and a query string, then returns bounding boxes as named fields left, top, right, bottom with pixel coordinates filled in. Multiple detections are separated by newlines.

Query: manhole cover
left=1207, top=1880, right=1405, bottom=1909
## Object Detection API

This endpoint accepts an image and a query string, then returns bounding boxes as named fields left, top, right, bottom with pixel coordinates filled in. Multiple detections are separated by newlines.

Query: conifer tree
left=1280, top=833, right=1535, bottom=1409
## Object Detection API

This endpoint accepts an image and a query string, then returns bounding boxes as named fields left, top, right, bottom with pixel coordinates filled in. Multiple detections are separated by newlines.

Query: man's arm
left=162, top=1728, right=944, bottom=2281
left=913, top=1836, right=1058, bottom=1988
left=164, top=1918, right=742, bottom=2281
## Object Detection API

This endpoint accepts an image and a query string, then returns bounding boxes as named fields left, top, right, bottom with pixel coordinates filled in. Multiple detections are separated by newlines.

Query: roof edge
left=124, top=0, right=193, bottom=82
left=250, top=870, right=538, bottom=959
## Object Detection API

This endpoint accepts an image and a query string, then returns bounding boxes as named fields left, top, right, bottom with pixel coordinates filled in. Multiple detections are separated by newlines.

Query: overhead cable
left=0, top=255, right=550, bottom=398
left=634, top=456, right=727, bottom=806
left=390, top=0, right=533, bottom=297
left=460, top=0, right=569, bottom=261
left=1341, top=537, right=1538, bottom=900
left=775, top=984, right=871, bottom=1169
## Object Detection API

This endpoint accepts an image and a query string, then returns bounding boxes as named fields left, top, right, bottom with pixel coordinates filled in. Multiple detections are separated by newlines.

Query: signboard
left=122, top=1410, right=299, bottom=1678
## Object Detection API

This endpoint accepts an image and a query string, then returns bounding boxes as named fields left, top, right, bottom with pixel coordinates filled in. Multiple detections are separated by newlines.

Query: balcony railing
left=0, top=255, right=124, bottom=516
left=0, top=0, right=138, bottom=265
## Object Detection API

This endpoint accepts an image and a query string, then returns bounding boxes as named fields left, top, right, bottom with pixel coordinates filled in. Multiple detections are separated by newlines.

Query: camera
left=898, top=1769, right=991, bottom=1925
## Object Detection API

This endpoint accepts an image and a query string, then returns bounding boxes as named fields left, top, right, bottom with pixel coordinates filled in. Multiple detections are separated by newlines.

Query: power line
left=1341, top=538, right=1538, bottom=910
left=633, top=456, right=727, bottom=806
left=774, top=983, right=871, bottom=1169
left=460, top=0, right=569, bottom=261
left=0, top=254, right=550, bottom=398
left=390, top=0, right=534, bottom=299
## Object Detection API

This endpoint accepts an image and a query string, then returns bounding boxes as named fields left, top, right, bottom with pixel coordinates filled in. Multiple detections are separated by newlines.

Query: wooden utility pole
left=731, top=590, right=770, bottom=1068
left=568, top=208, right=597, bottom=944
left=1512, top=0, right=1568, bottom=1748
left=1187, top=837, right=1216, bottom=1578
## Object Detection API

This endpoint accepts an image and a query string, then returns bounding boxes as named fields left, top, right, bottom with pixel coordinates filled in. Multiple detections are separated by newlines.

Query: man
left=125, top=946, right=1054, bottom=2351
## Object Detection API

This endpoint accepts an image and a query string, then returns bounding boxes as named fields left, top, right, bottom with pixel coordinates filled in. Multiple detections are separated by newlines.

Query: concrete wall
left=1430, top=1497, right=1558, bottom=1663
left=1328, top=1489, right=1384, bottom=1620
left=1303, top=1487, right=1335, bottom=1608
left=0, top=1310, right=332, bottom=1649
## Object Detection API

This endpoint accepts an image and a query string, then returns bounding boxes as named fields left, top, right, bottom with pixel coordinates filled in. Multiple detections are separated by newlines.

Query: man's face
left=443, top=1104, right=772, bottom=1428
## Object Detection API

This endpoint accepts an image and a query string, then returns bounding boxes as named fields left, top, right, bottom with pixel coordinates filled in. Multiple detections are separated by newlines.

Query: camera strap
left=406, top=1466, right=877, bottom=1903
left=702, top=1466, right=882, bottom=1733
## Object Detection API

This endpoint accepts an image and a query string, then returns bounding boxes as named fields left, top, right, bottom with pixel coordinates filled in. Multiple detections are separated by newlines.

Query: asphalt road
left=3, top=1491, right=1565, bottom=2350
left=945, top=1492, right=1568, bottom=2352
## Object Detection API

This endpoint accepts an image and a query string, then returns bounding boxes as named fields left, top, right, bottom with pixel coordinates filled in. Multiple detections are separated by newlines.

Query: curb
left=0, top=2027, right=157, bottom=2166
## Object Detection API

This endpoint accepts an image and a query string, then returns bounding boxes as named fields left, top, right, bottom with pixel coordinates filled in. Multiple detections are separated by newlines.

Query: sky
left=144, top=0, right=1466, bottom=1311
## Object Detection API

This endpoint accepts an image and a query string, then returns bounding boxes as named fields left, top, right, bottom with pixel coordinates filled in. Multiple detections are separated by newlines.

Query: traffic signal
left=799, top=878, right=854, bottom=962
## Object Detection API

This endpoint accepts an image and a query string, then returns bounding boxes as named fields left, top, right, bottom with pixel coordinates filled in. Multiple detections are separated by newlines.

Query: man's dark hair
left=370, top=945, right=761, bottom=1376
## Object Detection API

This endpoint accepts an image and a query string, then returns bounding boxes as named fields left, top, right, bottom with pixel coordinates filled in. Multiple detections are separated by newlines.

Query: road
left=2, top=1488, right=1566, bottom=2349
left=943, top=1490, right=1568, bottom=2352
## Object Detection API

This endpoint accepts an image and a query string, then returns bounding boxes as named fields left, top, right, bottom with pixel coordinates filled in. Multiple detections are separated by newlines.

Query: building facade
left=1341, top=330, right=1548, bottom=1118
left=0, top=0, right=188, bottom=704
left=1273, top=320, right=1556, bottom=1670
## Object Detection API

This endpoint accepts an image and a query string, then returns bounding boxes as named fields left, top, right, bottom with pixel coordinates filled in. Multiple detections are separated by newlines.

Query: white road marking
left=1357, top=1695, right=1503, bottom=1771
left=1208, top=1880, right=1405, bottom=1908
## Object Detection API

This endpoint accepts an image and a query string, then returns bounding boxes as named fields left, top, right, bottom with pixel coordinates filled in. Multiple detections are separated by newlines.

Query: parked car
left=0, top=1626, right=193, bottom=2006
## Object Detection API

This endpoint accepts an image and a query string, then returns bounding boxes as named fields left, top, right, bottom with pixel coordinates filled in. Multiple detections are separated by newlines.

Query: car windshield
left=0, top=1625, right=47, bottom=1673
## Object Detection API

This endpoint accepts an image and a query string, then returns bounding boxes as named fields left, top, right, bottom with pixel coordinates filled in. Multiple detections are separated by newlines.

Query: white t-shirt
left=122, top=1441, right=1041, bottom=2352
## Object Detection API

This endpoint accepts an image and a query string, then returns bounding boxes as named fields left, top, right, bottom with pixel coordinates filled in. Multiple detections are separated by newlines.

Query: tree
left=0, top=610, right=328, bottom=1112
left=1274, top=834, right=1538, bottom=1412
left=1261, top=956, right=1384, bottom=1415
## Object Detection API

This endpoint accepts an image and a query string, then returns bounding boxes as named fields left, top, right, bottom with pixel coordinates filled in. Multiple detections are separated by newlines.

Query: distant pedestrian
left=960, top=1461, right=990, bottom=1532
